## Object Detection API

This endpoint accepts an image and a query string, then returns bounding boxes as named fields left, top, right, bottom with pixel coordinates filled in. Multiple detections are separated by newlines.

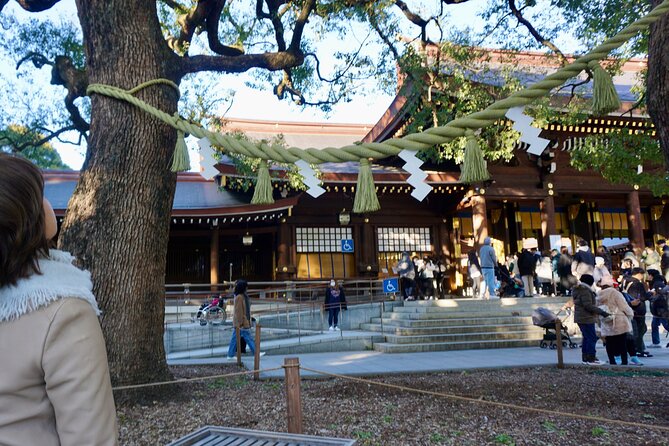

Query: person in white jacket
left=0, top=153, right=118, bottom=446
left=597, top=276, right=639, bottom=366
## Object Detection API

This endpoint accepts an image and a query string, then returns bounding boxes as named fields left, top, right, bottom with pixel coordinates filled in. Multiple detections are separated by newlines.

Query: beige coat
left=0, top=251, right=118, bottom=445
left=232, top=293, right=250, bottom=329
left=597, top=287, right=634, bottom=337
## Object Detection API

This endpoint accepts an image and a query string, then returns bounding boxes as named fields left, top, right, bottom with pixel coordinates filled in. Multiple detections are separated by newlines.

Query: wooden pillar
left=277, top=218, right=293, bottom=279
left=502, top=203, right=512, bottom=256
left=210, top=228, right=219, bottom=287
left=540, top=196, right=557, bottom=251
left=471, top=194, right=488, bottom=248
left=627, top=191, right=645, bottom=254
left=358, top=219, right=377, bottom=276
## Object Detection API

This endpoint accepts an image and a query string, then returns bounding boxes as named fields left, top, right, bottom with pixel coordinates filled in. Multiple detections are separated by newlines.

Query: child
left=0, top=153, right=118, bottom=445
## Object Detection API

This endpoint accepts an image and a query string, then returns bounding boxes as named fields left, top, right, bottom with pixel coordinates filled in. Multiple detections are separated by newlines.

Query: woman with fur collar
left=0, top=154, right=118, bottom=445
left=597, top=276, right=638, bottom=365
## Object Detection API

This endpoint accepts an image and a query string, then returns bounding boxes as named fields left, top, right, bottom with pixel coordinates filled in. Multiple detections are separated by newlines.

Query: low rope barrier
left=86, top=0, right=669, bottom=166
left=111, top=366, right=283, bottom=391
left=300, top=366, right=669, bottom=433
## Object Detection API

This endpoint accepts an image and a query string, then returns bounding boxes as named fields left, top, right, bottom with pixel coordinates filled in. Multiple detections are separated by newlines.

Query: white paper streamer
left=398, top=149, right=432, bottom=201
left=197, top=137, right=219, bottom=180
left=505, top=106, right=551, bottom=156
left=295, top=160, right=325, bottom=198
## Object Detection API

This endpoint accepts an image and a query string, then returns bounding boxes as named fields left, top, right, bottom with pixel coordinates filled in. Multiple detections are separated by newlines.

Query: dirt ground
left=117, top=364, right=669, bottom=446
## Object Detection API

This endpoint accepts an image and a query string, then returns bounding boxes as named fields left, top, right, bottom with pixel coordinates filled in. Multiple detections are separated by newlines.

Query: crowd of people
left=395, top=252, right=449, bottom=301
left=466, top=238, right=669, bottom=300
left=464, top=236, right=669, bottom=366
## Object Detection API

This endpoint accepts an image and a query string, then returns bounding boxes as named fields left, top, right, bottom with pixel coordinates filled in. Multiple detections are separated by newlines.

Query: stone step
left=394, top=298, right=566, bottom=313
left=373, top=337, right=549, bottom=353
left=360, top=322, right=539, bottom=336
left=381, top=310, right=546, bottom=320
left=387, top=303, right=566, bottom=317
left=382, top=329, right=544, bottom=344
left=370, top=316, right=535, bottom=327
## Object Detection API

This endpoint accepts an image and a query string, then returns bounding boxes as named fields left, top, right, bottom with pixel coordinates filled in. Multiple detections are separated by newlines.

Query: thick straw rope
left=87, top=0, right=669, bottom=165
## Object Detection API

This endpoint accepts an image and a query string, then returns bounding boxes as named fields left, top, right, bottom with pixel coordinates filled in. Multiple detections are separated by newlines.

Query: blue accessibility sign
left=341, top=239, right=354, bottom=253
left=382, top=277, right=399, bottom=294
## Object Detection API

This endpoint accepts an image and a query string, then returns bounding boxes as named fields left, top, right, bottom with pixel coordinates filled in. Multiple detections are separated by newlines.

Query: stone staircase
left=361, top=297, right=574, bottom=353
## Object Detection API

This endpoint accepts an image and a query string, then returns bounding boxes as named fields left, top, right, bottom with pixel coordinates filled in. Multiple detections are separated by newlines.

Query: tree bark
left=648, top=0, right=669, bottom=170
left=59, top=0, right=181, bottom=386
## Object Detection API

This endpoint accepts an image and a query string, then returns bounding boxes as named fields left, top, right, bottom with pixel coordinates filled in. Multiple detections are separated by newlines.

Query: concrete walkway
left=170, top=335, right=669, bottom=379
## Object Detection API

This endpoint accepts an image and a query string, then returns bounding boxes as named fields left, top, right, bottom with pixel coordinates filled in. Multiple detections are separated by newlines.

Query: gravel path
left=117, top=365, right=669, bottom=445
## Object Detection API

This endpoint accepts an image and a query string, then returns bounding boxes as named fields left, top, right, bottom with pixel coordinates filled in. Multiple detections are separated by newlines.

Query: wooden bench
left=167, top=426, right=356, bottom=446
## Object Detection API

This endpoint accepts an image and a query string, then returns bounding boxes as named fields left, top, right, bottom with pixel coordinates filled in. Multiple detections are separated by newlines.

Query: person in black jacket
left=662, top=245, right=669, bottom=282
left=623, top=268, right=652, bottom=357
left=324, top=280, right=347, bottom=331
left=647, top=271, right=669, bottom=349
left=556, top=247, right=576, bottom=295
left=517, top=249, right=536, bottom=297
left=572, top=274, right=610, bottom=365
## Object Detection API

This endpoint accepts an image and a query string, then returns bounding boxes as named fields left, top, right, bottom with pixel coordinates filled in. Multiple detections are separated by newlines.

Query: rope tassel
left=170, top=129, right=191, bottom=172
left=459, top=130, right=490, bottom=184
left=589, top=61, right=621, bottom=115
left=251, top=160, right=274, bottom=205
left=353, top=158, right=380, bottom=213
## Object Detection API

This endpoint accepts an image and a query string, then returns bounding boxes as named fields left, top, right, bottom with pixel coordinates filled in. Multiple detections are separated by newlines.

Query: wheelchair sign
left=341, top=239, right=354, bottom=253
left=383, top=278, right=399, bottom=294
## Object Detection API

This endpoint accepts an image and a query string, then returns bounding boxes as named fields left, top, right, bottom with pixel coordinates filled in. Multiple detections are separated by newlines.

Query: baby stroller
left=195, top=295, right=227, bottom=326
left=532, top=307, right=578, bottom=349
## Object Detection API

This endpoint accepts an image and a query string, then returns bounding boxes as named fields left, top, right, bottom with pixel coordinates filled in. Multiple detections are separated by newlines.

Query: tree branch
left=165, top=0, right=243, bottom=56
left=289, top=0, right=315, bottom=51
left=508, top=0, right=567, bottom=64
left=0, top=125, right=77, bottom=152
left=51, top=56, right=90, bottom=133
left=181, top=50, right=304, bottom=75
left=205, top=0, right=244, bottom=56
left=14, top=0, right=60, bottom=12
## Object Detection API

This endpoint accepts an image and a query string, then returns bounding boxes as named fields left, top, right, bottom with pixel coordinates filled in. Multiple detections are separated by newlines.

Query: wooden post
left=210, top=228, right=219, bottom=291
left=284, top=357, right=303, bottom=434
left=471, top=194, right=488, bottom=248
left=235, top=328, right=242, bottom=366
left=254, top=323, right=261, bottom=381
left=540, top=196, right=557, bottom=251
left=626, top=190, right=645, bottom=255
left=555, top=319, right=564, bottom=369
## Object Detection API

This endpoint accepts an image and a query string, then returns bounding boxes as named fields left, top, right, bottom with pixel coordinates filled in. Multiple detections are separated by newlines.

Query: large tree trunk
left=59, top=0, right=181, bottom=386
left=648, top=0, right=669, bottom=170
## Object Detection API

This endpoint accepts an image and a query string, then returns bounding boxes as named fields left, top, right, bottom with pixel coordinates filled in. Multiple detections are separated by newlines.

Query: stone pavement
left=170, top=334, right=669, bottom=379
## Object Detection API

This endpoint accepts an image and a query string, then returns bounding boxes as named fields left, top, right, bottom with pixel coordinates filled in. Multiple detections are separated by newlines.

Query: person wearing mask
left=622, top=268, right=652, bottom=358
left=467, top=250, right=483, bottom=298
left=571, top=239, right=595, bottom=280
left=0, top=154, right=118, bottom=445
left=324, top=279, right=347, bottom=331
left=593, top=256, right=612, bottom=290
left=597, top=276, right=636, bottom=365
left=227, top=279, right=263, bottom=359
left=517, top=248, right=536, bottom=297
left=479, top=237, right=498, bottom=299
left=597, top=245, right=613, bottom=274
left=573, top=274, right=610, bottom=365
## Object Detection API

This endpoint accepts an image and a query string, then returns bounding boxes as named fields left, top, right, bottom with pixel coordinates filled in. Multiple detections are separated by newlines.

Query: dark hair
left=578, top=239, right=587, bottom=247
left=234, top=279, right=248, bottom=295
left=631, top=267, right=645, bottom=276
left=580, top=274, right=594, bottom=286
left=0, top=154, right=49, bottom=287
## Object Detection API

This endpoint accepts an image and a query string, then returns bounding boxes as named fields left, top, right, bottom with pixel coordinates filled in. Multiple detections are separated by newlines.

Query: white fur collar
left=0, top=249, right=101, bottom=322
